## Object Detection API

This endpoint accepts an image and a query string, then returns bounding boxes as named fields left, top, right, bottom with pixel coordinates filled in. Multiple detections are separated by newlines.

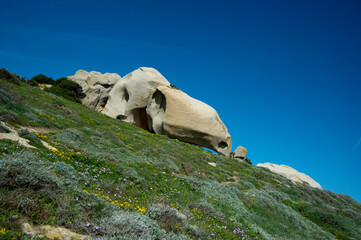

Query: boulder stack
left=69, top=67, right=232, bottom=156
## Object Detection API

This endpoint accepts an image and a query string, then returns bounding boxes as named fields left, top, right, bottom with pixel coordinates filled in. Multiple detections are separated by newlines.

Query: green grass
left=0, top=79, right=361, bottom=240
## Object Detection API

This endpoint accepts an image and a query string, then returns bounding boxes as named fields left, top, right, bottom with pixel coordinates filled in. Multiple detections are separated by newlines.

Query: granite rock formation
left=69, top=67, right=232, bottom=156
left=257, top=162, right=322, bottom=189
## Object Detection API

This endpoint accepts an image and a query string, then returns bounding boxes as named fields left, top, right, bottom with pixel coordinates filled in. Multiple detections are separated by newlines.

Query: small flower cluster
left=233, top=226, right=254, bottom=239
left=136, top=206, right=146, bottom=214
left=83, top=190, right=147, bottom=215
left=51, top=149, right=72, bottom=160
left=0, top=228, right=8, bottom=235
left=35, top=132, right=48, bottom=140
left=85, top=222, right=99, bottom=232
left=37, top=112, right=56, bottom=121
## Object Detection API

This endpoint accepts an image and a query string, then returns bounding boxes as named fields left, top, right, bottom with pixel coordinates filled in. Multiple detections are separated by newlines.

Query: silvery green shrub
left=98, top=211, right=165, bottom=240
left=0, top=151, right=58, bottom=189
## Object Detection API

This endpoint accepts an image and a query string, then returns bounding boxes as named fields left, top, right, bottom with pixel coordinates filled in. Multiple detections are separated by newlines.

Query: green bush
left=54, top=128, right=83, bottom=148
left=0, top=151, right=59, bottom=190
left=0, top=68, right=24, bottom=85
left=29, top=74, right=55, bottom=85
left=45, top=77, right=85, bottom=103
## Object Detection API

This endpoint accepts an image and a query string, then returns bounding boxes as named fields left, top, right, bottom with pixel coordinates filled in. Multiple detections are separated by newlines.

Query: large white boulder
left=149, top=85, right=232, bottom=156
left=99, top=67, right=232, bottom=156
left=257, top=163, right=322, bottom=189
left=102, top=67, right=170, bottom=129
left=68, top=70, right=121, bottom=111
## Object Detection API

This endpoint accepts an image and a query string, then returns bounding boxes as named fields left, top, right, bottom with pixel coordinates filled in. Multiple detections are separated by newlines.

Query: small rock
left=21, top=222, right=89, bottom=240
left=231, top=146, right=247, bottom=161
left=208, top=162, right=217, bottom=167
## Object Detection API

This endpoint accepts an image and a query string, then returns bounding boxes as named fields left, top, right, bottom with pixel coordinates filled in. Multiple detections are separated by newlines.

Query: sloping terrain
left=0, top=77, right=361, bottom=240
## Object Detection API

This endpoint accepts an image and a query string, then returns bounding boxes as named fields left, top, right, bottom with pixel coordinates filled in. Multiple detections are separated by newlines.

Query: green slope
left=0, top=76, right=360, bottom=240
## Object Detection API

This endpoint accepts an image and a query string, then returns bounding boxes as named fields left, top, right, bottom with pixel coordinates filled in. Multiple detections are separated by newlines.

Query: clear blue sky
left=1, top=0, right=360, bottom=202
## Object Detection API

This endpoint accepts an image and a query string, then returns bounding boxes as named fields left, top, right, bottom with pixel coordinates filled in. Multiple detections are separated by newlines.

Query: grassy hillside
left=0, top=76, right=361, bottom=240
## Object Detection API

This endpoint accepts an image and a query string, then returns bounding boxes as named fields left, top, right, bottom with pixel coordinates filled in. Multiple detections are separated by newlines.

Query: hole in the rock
left=218, top=141, right=228, bottom=149
left=116, top=114, right=127, bottom=120
left=124, top=88, right=129, bottom=102
left=152, top=90, right=166, bottom=111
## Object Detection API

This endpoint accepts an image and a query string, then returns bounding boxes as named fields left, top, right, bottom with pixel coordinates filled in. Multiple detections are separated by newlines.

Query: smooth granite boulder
left=150, top=85, right=232, bottom=156
left=257, top=163, right=322, bottom=189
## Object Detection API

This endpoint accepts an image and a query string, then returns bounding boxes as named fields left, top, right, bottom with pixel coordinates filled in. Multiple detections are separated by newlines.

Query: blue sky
left=1, top=0, right=360, bottom=202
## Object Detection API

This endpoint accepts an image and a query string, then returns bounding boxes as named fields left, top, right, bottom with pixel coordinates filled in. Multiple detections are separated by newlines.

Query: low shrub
left=29, top=74, right=55, bottom=85
left=17, top=129, right=44, bottom=149
left=0, top=112, right=18, bottom=124
left=148, top=204, right=185, bottom=233
left=170, top=84, right=179, bottom=90
left=45, top=77, right=85, bottom=103
left=54, top=128, right=83, bottom=148
left=0, top=151, right=59, bottom=190
left=188, top=202, right=224, bottom=219
left=98, top=211, right=165, bottom=239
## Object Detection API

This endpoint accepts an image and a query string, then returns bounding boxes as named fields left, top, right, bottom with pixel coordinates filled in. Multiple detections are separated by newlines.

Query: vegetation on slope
left=0, top=72, right=361, bottom=240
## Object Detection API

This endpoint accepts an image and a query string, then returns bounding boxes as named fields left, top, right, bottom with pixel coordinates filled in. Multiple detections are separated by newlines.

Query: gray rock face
left=68, top=70, right=121, bottom=111
left=70, top=67, right=232, bottom=156
left=232, top=146, right=247, bottom=161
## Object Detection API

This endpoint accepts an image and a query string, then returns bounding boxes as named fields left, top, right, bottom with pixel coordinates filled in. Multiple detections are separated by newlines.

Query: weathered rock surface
left=231, top=146, right=247, bottom=161
left=21, top=223, right=88, bottom=240
left=152, top=86, right=232, bottom=156
left=0, top=121, right=35, bottom=148
left=257, top=162, right=322, bottom=189
left=0, top=121, right=57, bottom=150
left=73, top=67, right=232, bottom=156
left=102, top=67, right=170, bottom=129
left=68, top=70, right=121, bottom=111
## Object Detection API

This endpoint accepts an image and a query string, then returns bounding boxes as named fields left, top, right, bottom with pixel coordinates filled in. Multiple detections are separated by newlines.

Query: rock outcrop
left=231, top=146, right=247, bottom=161
left=21, top=223, right=88, bottom=240
left=0, top=121, right=57, bottom=150
left=102, top=67, right=170, bottom=128
left=68, top=70, right=121, bottom=111
left=153, top=86, right=232, bottom=156
left=70, top=67, right=232, bottom=156
left=257, top=163, right=322, bottom=189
